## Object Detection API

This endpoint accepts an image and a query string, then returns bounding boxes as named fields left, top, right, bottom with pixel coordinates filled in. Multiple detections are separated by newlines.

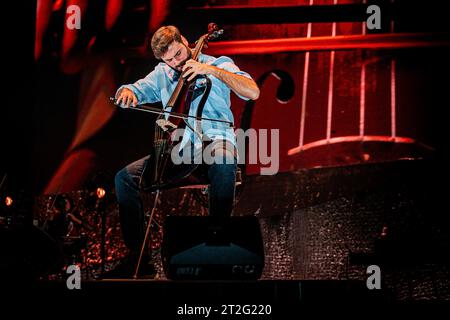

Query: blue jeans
left=115, top=151, right=237, bottom=252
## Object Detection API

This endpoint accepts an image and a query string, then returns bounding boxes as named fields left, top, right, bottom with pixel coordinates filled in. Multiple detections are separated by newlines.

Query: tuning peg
left=208, top=22, right=219, bottom=32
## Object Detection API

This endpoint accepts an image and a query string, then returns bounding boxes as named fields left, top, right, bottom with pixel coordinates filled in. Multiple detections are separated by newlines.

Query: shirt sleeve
left=115, top=68, right=161, bottom=107
left=214, top=56, right=254, bottom=101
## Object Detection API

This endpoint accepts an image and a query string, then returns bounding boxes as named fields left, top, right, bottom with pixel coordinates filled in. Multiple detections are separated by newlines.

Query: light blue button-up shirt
left=116, top=54, right=252, bottom=153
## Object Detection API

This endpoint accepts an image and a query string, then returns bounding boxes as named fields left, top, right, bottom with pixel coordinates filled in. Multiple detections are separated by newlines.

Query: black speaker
left=161, top=215, right=265, bottom=280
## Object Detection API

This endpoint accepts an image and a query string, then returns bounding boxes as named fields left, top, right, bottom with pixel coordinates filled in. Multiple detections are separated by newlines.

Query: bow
left=109, top=97, right=234, bottom=127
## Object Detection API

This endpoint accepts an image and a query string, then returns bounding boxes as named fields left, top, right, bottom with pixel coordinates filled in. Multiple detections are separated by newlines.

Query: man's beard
left=173, top=45, right=192, bottom=73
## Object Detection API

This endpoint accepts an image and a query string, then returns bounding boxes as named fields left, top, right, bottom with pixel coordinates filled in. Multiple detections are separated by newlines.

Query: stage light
left=5, top=196, right=13, bottom=207
left=380, top=225, right=388, bottom=238
left=96, top=187, right=106, bottom=199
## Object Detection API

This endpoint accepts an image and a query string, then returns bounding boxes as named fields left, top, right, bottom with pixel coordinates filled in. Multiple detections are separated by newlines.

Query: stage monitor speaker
left=161, top=215, right=265, bottom=280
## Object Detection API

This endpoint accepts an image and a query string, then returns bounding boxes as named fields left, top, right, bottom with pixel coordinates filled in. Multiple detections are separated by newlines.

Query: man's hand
left=182, top=60, right=213, bottom=82
left=182, top=60, right=260, bottom=100
left=116, top=88, right=138, bottom=108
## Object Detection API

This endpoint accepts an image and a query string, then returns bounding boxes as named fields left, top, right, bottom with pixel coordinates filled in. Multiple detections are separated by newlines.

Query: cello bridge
left=156, top=119, right=177, bottom=133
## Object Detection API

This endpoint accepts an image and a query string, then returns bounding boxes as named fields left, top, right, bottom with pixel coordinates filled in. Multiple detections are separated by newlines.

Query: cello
left=112, top=23, right=229, bottom=278
left=113, top=23, right=228, bottom=191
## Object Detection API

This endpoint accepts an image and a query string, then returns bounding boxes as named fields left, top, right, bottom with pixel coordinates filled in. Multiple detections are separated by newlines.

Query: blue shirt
left=116, top=54, right=253, bottom=152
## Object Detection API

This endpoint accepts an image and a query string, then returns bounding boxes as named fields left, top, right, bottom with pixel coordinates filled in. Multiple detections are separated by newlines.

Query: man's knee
left=115, top=168, right=130, bottom=188
left=210, top=141, right=236, bottom=165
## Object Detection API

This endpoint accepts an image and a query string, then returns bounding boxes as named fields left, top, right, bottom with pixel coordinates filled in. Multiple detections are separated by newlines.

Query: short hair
left=150, top=25, right=182, bottom=59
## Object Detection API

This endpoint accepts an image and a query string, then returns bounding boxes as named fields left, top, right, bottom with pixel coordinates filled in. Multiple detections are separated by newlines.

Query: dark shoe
left=101, top=254, right=157, bottom=279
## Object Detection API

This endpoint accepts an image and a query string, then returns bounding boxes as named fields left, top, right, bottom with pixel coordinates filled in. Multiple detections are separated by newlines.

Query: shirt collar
left=164, top=64, right=179, bottom=81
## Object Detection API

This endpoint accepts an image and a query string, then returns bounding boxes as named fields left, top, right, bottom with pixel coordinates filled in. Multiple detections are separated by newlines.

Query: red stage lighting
left=5, top=196, right=13, bottom=207
left=96, top=187, right=106, bottom=199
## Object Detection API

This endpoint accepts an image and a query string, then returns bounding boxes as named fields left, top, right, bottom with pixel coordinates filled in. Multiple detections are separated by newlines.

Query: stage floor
left=32, top=279, right=385, bottom=301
